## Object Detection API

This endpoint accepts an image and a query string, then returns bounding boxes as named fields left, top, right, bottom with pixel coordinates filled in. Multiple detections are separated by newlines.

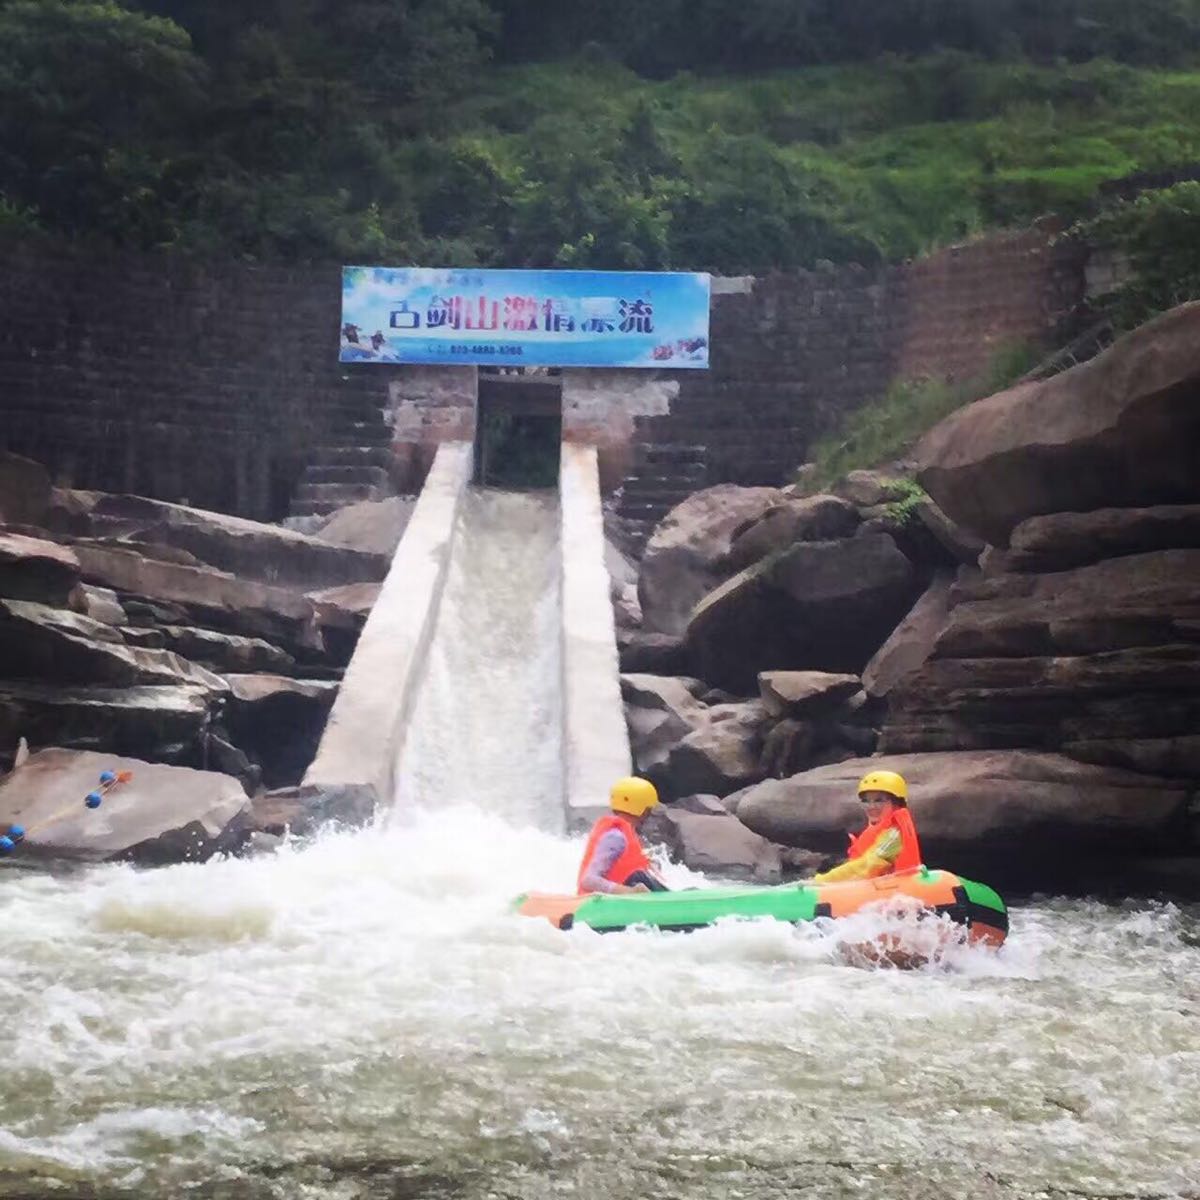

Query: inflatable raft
left=515, top=866, right=1008, bottom=947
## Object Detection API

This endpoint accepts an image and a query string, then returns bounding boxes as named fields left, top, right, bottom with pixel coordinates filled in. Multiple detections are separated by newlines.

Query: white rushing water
left=393, top=489, right=564, bottom=831
left=1, top=488, right=1198, bottom=1200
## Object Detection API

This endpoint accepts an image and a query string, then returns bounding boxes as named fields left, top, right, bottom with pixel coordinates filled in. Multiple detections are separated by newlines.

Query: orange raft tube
left=514, top=866, right=1008, bottom=947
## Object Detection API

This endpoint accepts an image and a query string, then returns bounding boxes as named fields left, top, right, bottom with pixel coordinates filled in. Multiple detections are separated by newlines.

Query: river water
left=1, top=491, right=1198, bottom=1199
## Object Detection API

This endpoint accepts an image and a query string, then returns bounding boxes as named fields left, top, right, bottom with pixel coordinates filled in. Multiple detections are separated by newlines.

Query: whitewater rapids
left=1, top=489, right=1198, bottom=1198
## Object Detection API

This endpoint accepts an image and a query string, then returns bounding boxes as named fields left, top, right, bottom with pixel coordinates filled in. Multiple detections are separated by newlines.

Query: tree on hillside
left=0, top=0, right=207, bottom=242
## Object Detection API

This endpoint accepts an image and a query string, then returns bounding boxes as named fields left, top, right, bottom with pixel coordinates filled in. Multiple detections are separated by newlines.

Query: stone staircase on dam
left=614, top=442, right=708, bottom=552
left=289, top=396, right=398, bottom=519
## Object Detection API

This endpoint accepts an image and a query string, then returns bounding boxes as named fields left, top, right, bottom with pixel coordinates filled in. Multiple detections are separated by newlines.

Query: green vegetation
left=805, top=342, right=1039, bottom=486
left=2, top=3, right=1200, bottom=269
left=1073, top=181, right=1200, bottom=327
left=880, top=479, right=931, bottom=527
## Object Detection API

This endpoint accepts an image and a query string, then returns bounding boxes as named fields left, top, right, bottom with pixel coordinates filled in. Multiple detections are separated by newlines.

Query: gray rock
left=638, top=485, right=780, bottom=635
left=832, top=469, right=905, bottom=508
left=612, top=582, right=643, bottom=629
left=760, top=717, right=817, bottom=779
left=663, top=701, right=769, bottom=798
left=933, top=550, right=1200, bottom=660
left=77, top=585, right=127, bottom=627
left=735, top=750, right=1191, bottom=883
left=0, top=683, right=213, bottom=764
left=883, top=644, right=1200, bottom=761
left=1007, top=505, right=1200, bottom=572
left=621, top=674, right=707, bottom=776
left=86, top=494, right=390, bottom=588
left=0, top=747, right=249, bottom=864
left=119, top=626, right=167, bottom=650
left=758, top=670, right=861, bottom=718
left=244, top=782, right=377, bottom=839
left=687, top=533, right=920, bottom=692
left=74, top=543, right=322, bottom=656
left=618, top=630, right=689, bottom=675
left=221, top=675, right=339, bottom=788
left=671, top=794, right=729, bottom=816
left=916, top=302, right=1200, bottom=545
left=914, top=495, right=986, bottom=565
left=724, top=494, right=860, bottom=573
left=317, top=497, right=415, bottom=558
left=862, top=571, right=955, bottom=699
left=0, top=531, right=80, bottom=605
left=1063, top=734, right=1200, bottom=780
left=647, top=806, right=783, bottom=883
left=159, top=625, right=294, bottom=674
left=0, top=598, right=227, bottom=691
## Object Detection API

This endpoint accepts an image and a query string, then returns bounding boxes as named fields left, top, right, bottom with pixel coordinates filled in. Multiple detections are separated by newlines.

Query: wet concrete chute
left=305, top=366, right=626, bottom=832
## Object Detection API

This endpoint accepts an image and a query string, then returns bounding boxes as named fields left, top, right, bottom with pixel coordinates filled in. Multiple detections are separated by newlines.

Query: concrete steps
left=287, top=400, right=397, bottom=519
left=615, top=442, right=710, bottom=553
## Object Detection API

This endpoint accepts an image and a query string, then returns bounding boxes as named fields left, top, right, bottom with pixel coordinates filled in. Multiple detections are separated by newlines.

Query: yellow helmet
left=610, top=776, right=659, bottom=817
left=857, top=770, right=908, bottom=802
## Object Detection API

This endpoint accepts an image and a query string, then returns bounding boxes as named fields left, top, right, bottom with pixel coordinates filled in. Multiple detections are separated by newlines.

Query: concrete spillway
left=392, top=487, right=565, bottom=829
left=305, top=441, right=629, bottom=828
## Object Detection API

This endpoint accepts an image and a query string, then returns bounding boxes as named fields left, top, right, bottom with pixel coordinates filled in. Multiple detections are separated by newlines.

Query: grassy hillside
left=2, top=0, right=1199, bottom=273
left=417, top=56, right=1200, bottom=271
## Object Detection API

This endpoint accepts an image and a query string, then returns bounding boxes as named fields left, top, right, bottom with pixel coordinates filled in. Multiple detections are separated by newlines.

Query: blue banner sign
left=340, top=267, right=710, bottom=368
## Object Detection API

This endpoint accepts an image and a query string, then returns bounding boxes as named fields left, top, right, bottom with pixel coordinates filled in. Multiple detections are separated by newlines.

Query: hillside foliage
left=2, top=0, right=1200, bottom=277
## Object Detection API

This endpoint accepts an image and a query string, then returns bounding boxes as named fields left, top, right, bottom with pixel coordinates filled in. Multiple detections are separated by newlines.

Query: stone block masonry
left=0, top=239, right=398, bottom=521
left=0, top=228, right=1085, bottom=527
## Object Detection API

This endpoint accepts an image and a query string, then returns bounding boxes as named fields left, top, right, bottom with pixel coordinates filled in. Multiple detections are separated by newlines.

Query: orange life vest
left=847, top=804, right=922, bottom=873
left=577, top=814, right=651, bottom=894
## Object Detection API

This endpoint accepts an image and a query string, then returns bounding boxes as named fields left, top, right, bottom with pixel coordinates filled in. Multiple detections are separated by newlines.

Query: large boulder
left=647, top=804, right=783, bottom=882
left=317, top=497, right=415, bottom=558
left=73, top=543, right=322, bottom=656
left=832, top=470, right=907, bottom=508
left=158, top=625, right=294, bottom=675
left=618, top=631, right=690, bottom=675
left=86, top=494, right=389, bottom=588
left=221, top=674, right=339, bottom=788
left=883, top=643, right=1200, bottom=768
left=243, top=782, right=377, bottom=839
left=687, top=533, right=920, bottom=692
left=734, top=750, right=1193, bottom=889
left=0, top=683, right=213, bottom=766
left=915, top=302, right=1200, bottom=545
left=0, top=748, right=248, bottom=863
left=0, top=532, right=80, bottom=605
left=758, top=671, right=861, bottom=718
left=0, top=599, right=228, bottom=692
left=930, top=550, right=1200, bottom=660
left=723, top=494, right=860, bottom=573
left=638, top=485, right=780, bottom=635
left=1006, top=505, right=1200, bottom=573
left=621, top=674, right=707, bottom=776
left=0, top=453, right=52, bottom=528
left=76, top=585, right=128, bottom=627
left=862, top=571, right=955, bottom=699
left=659, top=700, right=770, bottom=798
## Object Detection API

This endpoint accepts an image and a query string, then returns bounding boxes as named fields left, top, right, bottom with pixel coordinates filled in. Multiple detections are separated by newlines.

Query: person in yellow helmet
left=576, top=776, right=670, bottom=895
left=812, top=769, right=923, bottom=884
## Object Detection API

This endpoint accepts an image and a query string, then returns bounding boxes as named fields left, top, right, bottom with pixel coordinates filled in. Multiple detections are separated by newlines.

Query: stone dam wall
left=0, top=228, right=1086, bottom=527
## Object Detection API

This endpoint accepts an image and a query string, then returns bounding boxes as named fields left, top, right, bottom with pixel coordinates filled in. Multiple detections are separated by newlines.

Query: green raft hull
left=515, top=867, right=1009, bottom=945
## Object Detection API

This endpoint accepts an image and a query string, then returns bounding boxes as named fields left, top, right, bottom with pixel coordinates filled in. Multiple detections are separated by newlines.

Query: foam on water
left=0, top=809, right=1198, bottom=1198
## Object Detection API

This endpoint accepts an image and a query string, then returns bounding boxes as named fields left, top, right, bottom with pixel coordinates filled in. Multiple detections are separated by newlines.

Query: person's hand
left=621, top=883, right=651, bottom=894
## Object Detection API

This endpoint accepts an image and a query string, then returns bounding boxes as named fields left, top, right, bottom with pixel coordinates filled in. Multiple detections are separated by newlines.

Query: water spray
left=0, top=769, right=133, bottom=855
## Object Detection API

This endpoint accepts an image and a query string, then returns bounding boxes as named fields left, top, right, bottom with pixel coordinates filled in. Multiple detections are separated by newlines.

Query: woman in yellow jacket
left=813, top=770, right=923, bottom=883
